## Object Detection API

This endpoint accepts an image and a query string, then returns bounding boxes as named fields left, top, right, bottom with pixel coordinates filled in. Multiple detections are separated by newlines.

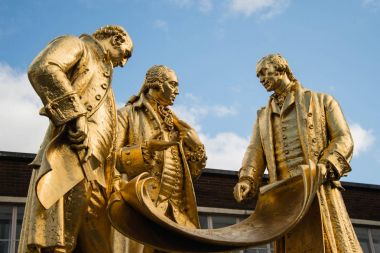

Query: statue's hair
left=140, top=65, right=174, bottom=94
left=92, top=25, right=132, bottom=47
left=256, top=54, right=297, bottom=82
left=127, top=65, right=175, bottom=104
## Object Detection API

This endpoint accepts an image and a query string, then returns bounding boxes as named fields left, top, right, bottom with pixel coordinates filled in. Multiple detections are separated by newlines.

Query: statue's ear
left=111, top=35, right=118, bottom=46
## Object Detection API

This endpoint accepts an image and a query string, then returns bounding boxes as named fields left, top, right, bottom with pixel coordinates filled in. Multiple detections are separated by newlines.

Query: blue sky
left=0, top=0, right=379, bottom=184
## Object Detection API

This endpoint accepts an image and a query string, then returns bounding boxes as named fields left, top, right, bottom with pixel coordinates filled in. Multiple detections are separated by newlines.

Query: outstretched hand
left=145, top=132, right=177, bottom=152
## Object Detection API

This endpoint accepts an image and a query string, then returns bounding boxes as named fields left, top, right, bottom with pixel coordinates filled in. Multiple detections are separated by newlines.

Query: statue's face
left=256, top=62, right=283, bottom=92
left=156, top=71, right=179, bottom=106
left=108, top=36, right=133, bottom=68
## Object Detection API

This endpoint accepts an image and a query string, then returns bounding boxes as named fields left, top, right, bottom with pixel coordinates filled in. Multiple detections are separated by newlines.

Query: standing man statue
left=19, top=25, right=133, bottom=253
left=116, top=65, right=207, bottom=252
left=234, top=54, right=362, bottom=253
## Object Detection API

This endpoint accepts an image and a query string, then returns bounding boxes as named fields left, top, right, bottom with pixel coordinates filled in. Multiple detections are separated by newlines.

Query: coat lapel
left=258, top=100, right=277, bottom=182
left=295, top=83, right=312, bottom=163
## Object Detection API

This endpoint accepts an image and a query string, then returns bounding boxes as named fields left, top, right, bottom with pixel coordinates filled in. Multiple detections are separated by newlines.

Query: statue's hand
left=67, top=115, right=91, bottom=162
left=233, top=179, right=254, bottom=202
left=145, top=132, right=177, bottom=152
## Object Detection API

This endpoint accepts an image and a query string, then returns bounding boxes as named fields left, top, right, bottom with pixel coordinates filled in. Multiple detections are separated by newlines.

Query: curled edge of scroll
left=108, top=160, right=322, bottom=252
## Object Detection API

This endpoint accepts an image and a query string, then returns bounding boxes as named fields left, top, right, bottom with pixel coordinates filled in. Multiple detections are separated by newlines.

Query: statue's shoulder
left=256, top=106, right=267, bottom=117
left=47, top=35, right=83, bottom=47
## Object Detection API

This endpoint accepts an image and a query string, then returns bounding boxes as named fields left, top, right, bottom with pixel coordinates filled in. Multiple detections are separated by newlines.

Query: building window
left=0, top=205, right=24, bottom=253
left=199, top=213, right=273, bottom=253
left=354, top=226, right=380, bottom=253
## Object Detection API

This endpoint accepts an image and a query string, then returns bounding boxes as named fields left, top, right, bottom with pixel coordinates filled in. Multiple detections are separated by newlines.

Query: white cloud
left=229, top=0, right=289, bottom=19
left=200, top=132, right=249, bottom=170
left=173, top=102, right=245, bottom=170
left=153, top=19, right=169, bottom=31
left=350, top=123, right=375, bottom=156
left=0, top=63, right=48, bottom=153
left=173, top=104, right=237, bottom=131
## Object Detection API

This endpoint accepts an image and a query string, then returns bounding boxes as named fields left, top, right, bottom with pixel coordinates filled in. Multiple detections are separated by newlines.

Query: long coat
left=240, top=83, right=362, bottom=253
left=117, top=94, right=206, bottom=228
left=19, top=34, right=117, bottom=252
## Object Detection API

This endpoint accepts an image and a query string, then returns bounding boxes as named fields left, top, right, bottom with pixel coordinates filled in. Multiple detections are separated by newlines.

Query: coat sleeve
left=239, top=117, right=267, bottom=193
left=319, top=95, right=353, bottom=177
left=183, top=135, right=207, bottom=180
left=28, top=35, right=87, bottom=126
left=116, top=106, right=147, bottom=178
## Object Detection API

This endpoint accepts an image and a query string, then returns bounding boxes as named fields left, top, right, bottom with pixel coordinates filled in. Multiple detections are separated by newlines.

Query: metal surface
left=108, top=161, right=321, bottom=252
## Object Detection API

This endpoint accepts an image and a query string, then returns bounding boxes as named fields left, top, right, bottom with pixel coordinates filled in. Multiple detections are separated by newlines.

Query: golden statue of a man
left=116, top=65, right=207, bottom=252
left=234, top=54, right=362, bottom=253
left=19, top=25, right=133, bottom=253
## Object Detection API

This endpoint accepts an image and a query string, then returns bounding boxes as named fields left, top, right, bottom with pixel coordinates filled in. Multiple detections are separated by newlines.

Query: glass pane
left=0, top=241, right=9, bottom=253
left=211, top=215, right=236, bottom=229
left=0, top=206, right=12, bottom=240
left=199, top=214, right=208, bottom=229
left=16, top=206, right=25, bottom=239
left=354, top=227, right=371, bottom=253
left=245, top=244, right=270, bottom=253
left=371, top=228, right=380, bottom=253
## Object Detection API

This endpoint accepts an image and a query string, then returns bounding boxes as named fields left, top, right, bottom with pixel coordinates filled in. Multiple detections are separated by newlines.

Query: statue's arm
left=183, top=135, right=207, bottom=180
left=28, top=36, right=86, bottom=126
left=116, top=107, right=145, bottom=176
left=319, top=95, right=353, bottom=179
left=236, top=119, right=266, bottom=199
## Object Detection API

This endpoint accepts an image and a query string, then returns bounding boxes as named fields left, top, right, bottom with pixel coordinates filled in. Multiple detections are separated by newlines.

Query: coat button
left=308, top=112, right=313, bottom=117
left=87, top=105, right=93, bottom=111
left=314, top=151, right=319, bottom=156
left=284, top=150, right=289, bottom=155
left=282, top=126, right=287, bottom=131
left=103, top=70, right=110, bottom=77
left=312, top=138, right=317, bottom=143
left=283, top=135, right=287, bottom=140
left=309, top=124, right=314, bottom=129
left=95, top=94, right=101, bottom=100
left=101, top=83, right=108, bottom=89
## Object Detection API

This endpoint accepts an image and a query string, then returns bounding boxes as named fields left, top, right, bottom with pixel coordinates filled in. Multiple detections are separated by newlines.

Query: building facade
left=1, top=151, right=379, bottom=253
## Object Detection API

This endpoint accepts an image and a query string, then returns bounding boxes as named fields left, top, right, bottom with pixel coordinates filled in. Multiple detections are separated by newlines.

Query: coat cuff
left=43, top=92, right=86, bottom=126
left=239, top=166, right=260, bottom=195
left=321, top=151, right=351, bottom=178
left=117, top=145, right=146, bottom=179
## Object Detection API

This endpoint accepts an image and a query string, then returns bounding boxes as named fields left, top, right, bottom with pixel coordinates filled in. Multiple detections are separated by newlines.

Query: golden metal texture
left=19, top=25, right=133, bottom=253
left=115, top=65, right=207, bottom=252
left=108, top=161, right=321, bottom=252
left=109, top=54, right=362, bottom=253
left=234, top=54, right=362, bottom=253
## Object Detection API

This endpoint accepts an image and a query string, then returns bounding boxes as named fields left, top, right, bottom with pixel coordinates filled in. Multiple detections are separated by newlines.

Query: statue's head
left=93, top=25, right=133, bottom=68
left=142, top=65, right=179, bottom=106
left=256, top=54, right=296, bottom=92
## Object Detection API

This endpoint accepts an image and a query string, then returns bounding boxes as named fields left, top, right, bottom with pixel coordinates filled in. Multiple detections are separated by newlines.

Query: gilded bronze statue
left=114, top=65, right=207, bottom=252
left=19, top=25, right=133, bottom=253
left=234, top=54, right=362, bottom=253
left=107, top=56, right=362, bottom=253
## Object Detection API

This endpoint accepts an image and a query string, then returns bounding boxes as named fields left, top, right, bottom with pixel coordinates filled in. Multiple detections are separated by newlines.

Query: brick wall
left=1, top=151, right=379, bottom=222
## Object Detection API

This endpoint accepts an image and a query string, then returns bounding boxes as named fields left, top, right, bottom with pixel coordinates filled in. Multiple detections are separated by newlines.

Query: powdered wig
left=140, top=65, right=175, bottom=94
